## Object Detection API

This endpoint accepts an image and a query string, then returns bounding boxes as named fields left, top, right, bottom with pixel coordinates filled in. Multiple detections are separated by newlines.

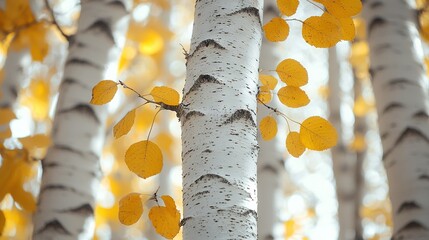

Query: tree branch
left=44, top=0, right=69, bottom=41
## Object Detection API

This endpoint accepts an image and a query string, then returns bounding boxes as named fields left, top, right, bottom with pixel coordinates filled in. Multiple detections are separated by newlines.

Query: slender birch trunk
left=257, top=1, right=286, bottom=239
left=0, top=49, right=28, bottom=108
left=352, top=75, right=365, bottom=240
left=364, top=0, right=429, bottom=239
left=180, top=0, right=263, bottom=238
left=33, top=1, right=131, bottom=239
left=328, top=46, right=361, bottom=240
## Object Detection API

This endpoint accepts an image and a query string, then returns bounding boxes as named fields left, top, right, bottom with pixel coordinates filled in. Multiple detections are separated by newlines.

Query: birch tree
left=257, top=1, right=286, bottom=239
left=364, top=0, right=429, bottom=239
left=33, top=0, right=131, bottom=239
left=179, top=1, right=263, bottom=238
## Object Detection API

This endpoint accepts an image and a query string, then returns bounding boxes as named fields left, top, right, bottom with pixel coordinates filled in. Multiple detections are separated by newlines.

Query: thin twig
left=44, top=0, right=69, bottom=41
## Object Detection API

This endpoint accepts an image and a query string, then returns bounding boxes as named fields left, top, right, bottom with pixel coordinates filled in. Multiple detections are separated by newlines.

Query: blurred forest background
left=0, top=0, right=428, bottom=239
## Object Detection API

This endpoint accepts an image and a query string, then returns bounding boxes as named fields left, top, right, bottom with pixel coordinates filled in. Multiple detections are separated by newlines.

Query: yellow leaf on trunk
left=150, top=86, right=180, bottom=106
left=149, top=195, right=181, bottom=239
left=90, top=80, right=118, bottom=105
left=259, top=116, right=278, bottom=141
left=300, top=116, right=338, bottom=150
left=114, top=109, right=136, bottom=139
left=125, top=140, right=163, bottom=179
left=118, top=193, right=143, bottom=225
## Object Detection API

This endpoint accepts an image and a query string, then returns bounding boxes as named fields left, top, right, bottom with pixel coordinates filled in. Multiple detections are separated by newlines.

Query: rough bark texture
left=328, top=46, right=361, bottom=240
left=180, top=0, right=263, bottom=239
left=33, top=0, right=131, bottom=239
left=364, top=0, right=429, bottom=239
left=257, top=1, right=286, bottom=239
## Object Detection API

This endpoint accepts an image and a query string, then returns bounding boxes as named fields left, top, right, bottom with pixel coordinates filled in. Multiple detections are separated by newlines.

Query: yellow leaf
left=277, top=0, right=299, bottom=17
left=276, top=58, right=308, bottom=87
left=302, top=13, right=341, bottom=48
left=300, top=116, right=338, bottom=150
left=258, top=85, right=272, bottom=104
left=0, top=127, right=12, bottom=139
left=90, top=80, right=118, bottom=105
left=314, top=0, right=362, bottom=18
left=150, top=86, right=180, bottom=106
left=259, top=116, right=278, bottom=141
left=113, top=109, right=136, bottom=139
left=259, top=74, right=278, bottom=90
left=20, top=79, right=50, bottom=120
left=138, top=29, right=164, bottom=55
left=19, top=134, right=51, bottom=149
left=149, top=195, right=181, bottom=239
left=339, top=17, right=356, bottom=41
left=353, top=95, right=373, bottom=117
left=277, top=86, right=310, bottom=108
left=0, top=210, right=4, bottom=236
left=263, top=17, right=290, bottom=42
left=349, top=133, right=366, bottom=152
left=10, top=187, right=36, bottom=212
left=0, top=108, right=15, bottom=125
left=286, top=131, right=306, bottom=157
left=125, top=140, right=163, bottom=179
left=118, top=193, right=143, bottom=225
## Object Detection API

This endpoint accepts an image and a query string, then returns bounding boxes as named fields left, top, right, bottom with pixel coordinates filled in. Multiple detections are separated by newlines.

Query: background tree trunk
left=180, top=0, right=263, bottom=239
left=364, top=0, right=429, bottom=239
left=33, top=0, right=131, bottom=239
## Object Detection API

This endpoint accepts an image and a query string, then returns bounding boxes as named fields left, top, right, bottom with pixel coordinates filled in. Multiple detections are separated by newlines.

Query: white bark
left=180, top=0, right=263, bottom=239
left=328, top=46, right=361, bottom=240
left=364, top=0, right=429, bottom=239
left=257, top=1, right=286, bottom=239
left=33, top=1, right=131, bottom=239
left=0, top=49, right=29, bottom=108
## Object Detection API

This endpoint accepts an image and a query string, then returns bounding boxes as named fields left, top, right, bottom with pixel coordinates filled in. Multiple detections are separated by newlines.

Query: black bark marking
left=36, top=220, right=71, bottom=235
left=190, top=173, right=232, bottom=187
left=227, top=7, right=262, bottom=27
left=396, top=221, right=428, bottom=235
left=413, top=111, right=429, bottom=120
left=368, top=66, right=385, bottom=79
left=61, top=203, right=94, bottom=216
left=180, top=216, right=193, bottom=227
left=40, top=185, right=91, bottom=197
left=262, top=234, right=274, bottom=240
left=184, top=110, right=205, bottom=122
left=258, top=164, right=278, bottom=174
left=383, top=128, right=429, bottom=160
left=397, top=201, right=421, bottom=214
left=389, top=78, right=416, bottom=89
left=419, top=174, right=429, bottom=181
left=85, top=20, right=115, bottom=43
left=185, top=74, right=222, bottom=97
left=58, top=104, right=100, bottom=124
left=187, top=39, right=226, bottom=62
left=202, top=149, right=212, bottom=153
left=193, top=190, right=210, bottom=198
left=52, top=144, right=84, bottom=157
left=368, top=17, right=386, bottom=36
left=223, top=109, right=256, bottom=127
left=108, top=0, right=128, bottom=12
left=264, top=5, right=279, bottom=17
left=66, top=58, right=102, bottom=70
left=382, top=103, right=403, bottom=114
left=370, top=1, right=383, bottom=9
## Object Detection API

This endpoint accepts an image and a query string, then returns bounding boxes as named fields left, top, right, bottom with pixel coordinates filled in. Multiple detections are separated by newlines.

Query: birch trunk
left=328, top=46, right=360, bottom=240
left=257, top=1, right=286, bottom=239
left=364, top=0, right=429, bottom=239
left=33, top=1, right=131, bottom=239
left=180, top=0, right=263, bottom=239
left=0, top=49, right=28, bottom=108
